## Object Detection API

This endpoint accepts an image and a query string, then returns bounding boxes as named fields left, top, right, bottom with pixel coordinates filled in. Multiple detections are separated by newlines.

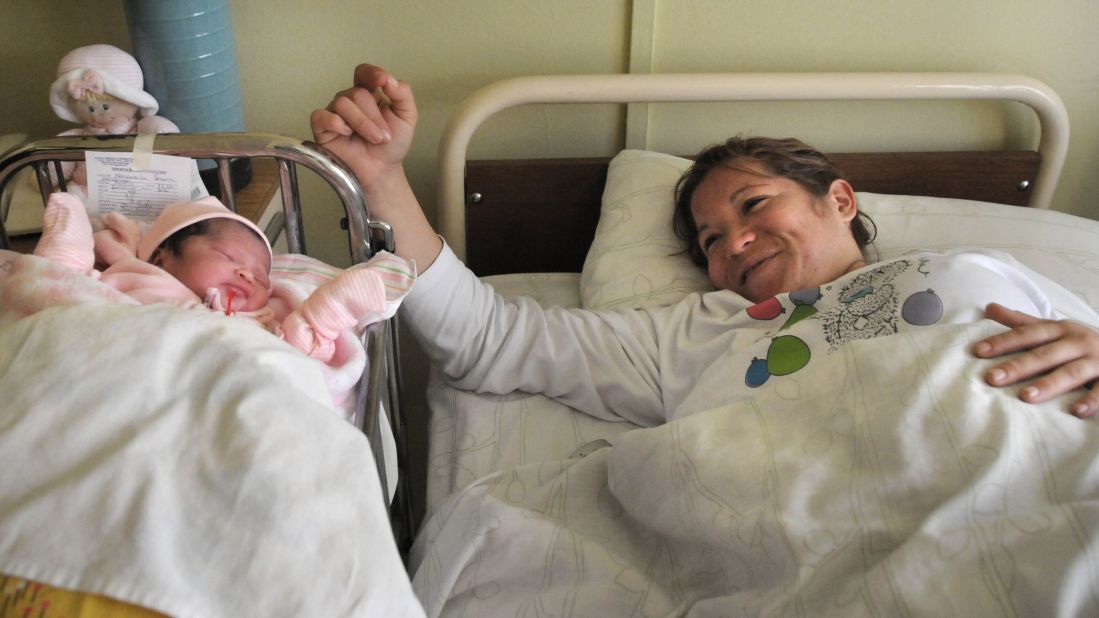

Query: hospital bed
left=0, top=133, right=423, bottom=617
left=410, top=73, right=1099, bottom=616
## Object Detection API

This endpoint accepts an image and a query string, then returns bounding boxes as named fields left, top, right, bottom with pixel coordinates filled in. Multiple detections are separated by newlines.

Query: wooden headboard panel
left=463, top=150, right=1040, bottom=276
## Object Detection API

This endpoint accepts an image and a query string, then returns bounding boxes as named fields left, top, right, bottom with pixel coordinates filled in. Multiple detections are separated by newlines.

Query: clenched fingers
left=309, top=108, right=351, bottom=144
left=353, top=63, right=391, bottom=91
left=351, top=63, right=417, bottom=121
left=331, top=88, right=392, bottom=143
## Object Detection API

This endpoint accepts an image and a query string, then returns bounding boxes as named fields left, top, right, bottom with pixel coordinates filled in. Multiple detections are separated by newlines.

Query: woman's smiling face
left=689, top=160, right=866, bottom=302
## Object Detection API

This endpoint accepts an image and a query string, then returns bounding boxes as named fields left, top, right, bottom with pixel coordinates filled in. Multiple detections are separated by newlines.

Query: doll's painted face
left=71, top=93, right=139, bottom=132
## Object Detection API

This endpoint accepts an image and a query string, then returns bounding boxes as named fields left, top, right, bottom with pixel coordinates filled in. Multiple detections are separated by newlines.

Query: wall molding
left=625, top=0, right=656, bottom=149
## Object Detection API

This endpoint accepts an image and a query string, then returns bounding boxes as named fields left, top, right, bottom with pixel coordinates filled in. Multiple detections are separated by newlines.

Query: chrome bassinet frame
left=0, top=132, right=414, bottom=556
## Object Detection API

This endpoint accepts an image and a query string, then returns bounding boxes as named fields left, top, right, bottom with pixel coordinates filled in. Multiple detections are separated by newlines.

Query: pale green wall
left=645, top=0, right=1099, bottom=221
left=4, top=0, right=1097, bottom=260
left=231, top=0, right=630, bottom=265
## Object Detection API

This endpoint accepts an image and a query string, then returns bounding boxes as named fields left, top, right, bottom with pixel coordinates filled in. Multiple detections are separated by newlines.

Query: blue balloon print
left=745, top=357, right=770, bottom=387
left=840, top=285, right=873, bottom=303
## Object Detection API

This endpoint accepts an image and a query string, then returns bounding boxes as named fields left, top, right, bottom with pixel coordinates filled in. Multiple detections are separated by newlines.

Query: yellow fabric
left=1, top=574, right=166, bottom=618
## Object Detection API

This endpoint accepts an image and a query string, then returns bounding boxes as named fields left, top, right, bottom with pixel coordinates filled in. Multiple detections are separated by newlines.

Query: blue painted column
left=123, top=0, right=245, bottom=133
left=123, top=0, right=249, bottom=193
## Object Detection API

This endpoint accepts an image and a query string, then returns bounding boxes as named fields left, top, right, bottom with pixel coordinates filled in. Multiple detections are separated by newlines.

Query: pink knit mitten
left=33, top=192, right=94, bottom=272
left=282, top=267, right=387, bottom=361
left=93, top=212, right=143, bottom=266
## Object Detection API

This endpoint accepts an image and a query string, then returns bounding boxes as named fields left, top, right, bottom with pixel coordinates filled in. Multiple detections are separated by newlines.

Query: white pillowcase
left=580, top=150, right=707, bottom=310
left=863, top=193, right=1099, bottom=313
left=581, top=149, right=1099, bottom=314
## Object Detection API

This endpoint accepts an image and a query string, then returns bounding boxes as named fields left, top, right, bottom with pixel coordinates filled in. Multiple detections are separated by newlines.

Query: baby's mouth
left=203, top=286, right=249, bottom=314
left=224, top=285, right=250, bottom=312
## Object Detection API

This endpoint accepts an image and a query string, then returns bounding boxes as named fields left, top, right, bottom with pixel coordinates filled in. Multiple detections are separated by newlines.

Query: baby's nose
left=237, top=268, right=255, bottom=283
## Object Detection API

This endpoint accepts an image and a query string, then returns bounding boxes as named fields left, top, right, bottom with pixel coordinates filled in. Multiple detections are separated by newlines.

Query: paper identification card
left=85, top=152, right=208, bottom=222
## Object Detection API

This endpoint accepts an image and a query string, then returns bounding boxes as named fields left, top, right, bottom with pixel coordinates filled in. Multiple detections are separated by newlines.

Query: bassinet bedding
left=0, top=249, right=424, bottom=617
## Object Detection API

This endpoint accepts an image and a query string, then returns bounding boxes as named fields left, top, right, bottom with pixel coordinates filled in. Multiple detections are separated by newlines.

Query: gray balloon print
left=902, top=289, right=943, bottom=325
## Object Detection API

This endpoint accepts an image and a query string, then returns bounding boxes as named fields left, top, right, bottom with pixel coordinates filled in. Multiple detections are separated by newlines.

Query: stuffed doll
left=46, top=44, right=179, bottom=193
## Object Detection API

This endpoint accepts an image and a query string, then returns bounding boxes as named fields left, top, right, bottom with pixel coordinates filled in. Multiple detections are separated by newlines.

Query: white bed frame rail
left=438, top=72, right=1069, bottom=261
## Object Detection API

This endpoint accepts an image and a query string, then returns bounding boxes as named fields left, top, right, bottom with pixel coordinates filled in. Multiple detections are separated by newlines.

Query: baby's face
left=158, top=219, right=273, bottom=312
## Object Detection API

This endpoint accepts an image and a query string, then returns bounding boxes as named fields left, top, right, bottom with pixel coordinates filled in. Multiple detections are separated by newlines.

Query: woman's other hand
left=975, top=302, right=1099, bottom=418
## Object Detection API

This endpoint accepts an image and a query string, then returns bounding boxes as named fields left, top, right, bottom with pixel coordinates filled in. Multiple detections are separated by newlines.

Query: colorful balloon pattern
left=744, top=277, right=944, bottom=388
left=744, top=288, right=819, bottom=386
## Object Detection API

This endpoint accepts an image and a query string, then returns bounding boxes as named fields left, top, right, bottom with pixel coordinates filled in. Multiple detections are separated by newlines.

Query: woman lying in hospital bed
left=315, top=64, right=1099, bottom=615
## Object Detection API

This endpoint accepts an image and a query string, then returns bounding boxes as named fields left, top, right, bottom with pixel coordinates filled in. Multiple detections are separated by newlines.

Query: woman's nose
left=727, top=228, right=755, bottom=255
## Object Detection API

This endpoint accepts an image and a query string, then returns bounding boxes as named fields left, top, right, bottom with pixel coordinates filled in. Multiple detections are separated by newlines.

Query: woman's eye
left=87, top=105, right=95, bottom=113
left=102, top=103, right=110, bottom=110
left=743, top=196, right=765, bottom=211
left=702, top=234, right=720, bottom=253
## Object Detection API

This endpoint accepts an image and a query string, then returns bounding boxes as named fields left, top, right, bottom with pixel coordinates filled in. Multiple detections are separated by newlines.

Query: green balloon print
left=780, top=303, right=818, bottom=330
left=767, top=335, right=811, bottom=376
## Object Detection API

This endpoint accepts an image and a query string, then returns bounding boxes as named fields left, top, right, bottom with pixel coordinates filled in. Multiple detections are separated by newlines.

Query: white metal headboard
left=437, top=72, right=1069, bottom=261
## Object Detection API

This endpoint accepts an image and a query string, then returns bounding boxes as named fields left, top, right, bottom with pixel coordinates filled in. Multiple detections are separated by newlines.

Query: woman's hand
left=309, top=63, right=442, bottom=270
left=310, top=64, right=418, bottom=188
left=974, top=302, right=1099, bottom=418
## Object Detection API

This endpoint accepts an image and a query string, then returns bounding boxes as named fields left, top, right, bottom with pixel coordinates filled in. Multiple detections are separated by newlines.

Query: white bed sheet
left=412, top=318, right=1099, bottom=616
left=424, top=272, right=638, bottom=512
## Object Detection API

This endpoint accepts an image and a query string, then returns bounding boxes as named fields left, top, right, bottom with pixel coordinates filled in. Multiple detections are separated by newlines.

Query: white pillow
left=581, top=149, right=1099, bottom=314
left=861, top=193, right=1099, bottom=313
left=580, top=150, right=710, bottom=310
